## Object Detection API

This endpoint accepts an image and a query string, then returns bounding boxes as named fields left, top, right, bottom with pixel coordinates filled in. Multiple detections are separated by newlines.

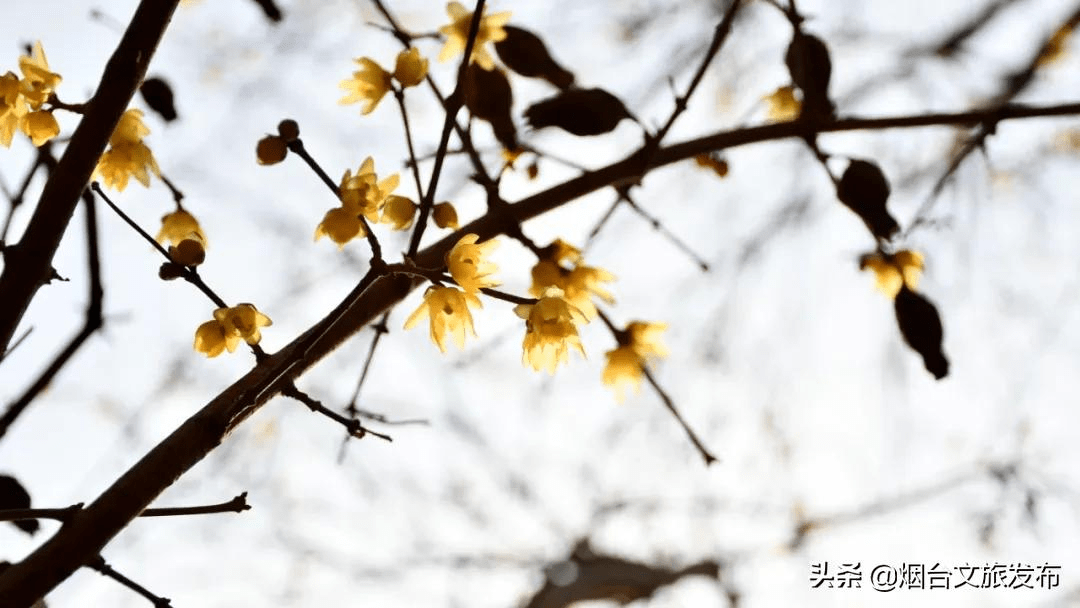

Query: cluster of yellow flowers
left=860, top=249, right=924, bottom=298
left=315, top=157, right=401, bottom=247
left=398, top=233, right=667, bottom=398
left=404, top=233, right=499, bottom=352
left=339, top=47, right=428, bottom=115
left=94, top=108, right=161, bottom=191
left=194, top=304, right=273, bottom=358
left=529, top=239, right=615, bottom=320
left=0, top=41, right=62, bottom=147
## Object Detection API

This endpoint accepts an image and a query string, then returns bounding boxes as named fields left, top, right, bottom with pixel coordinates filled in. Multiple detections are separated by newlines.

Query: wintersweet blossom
left=339, top=57, right=393, bottom=115
left=194, top=320, right=241, bottom=358
left=156, top=210, right=207, bottom=247
left=514, top=287, right=587, bottom=374
left=339, top=157, right=399, bottom=221
left=446, top=233, right=500, bottom=294
left=18, top=41, right=61, bottom=110
left=393, top=48, right=428, bottom=87
left=94, top=109, right=160, bottom=191
left=859, top=249, right=924, bottom=298
left=602, top=321, right=669, bottom=401
left=213, top=303, right=272, bottom=345
left=194, top=304, right=272, bottom=357
left=404, top=285, right=482, bottom=352
left=0, top=72, right=25, bottom=147
left=529, top=239, right=615, bottom=320
left=438, top=2, right=511, bottom=71
left=381, top=195, right=417, bottom=230
left=19, top=110, right=58, bottom=146
left=764, top=85, right=801, bottom=122
left=314, top=207, right=364, bottom=248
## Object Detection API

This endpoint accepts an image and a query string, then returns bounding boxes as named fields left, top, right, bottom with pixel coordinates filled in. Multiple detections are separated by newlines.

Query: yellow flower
left=194, top=304, right=272, bottom=357
left=194, top=320, right=241, bottom=358
left=602, top=321, right=668, bottom=401
left=109, top=108, right=151, bottom=146
left=514, top=287, right=587, bottom=374
left=94, top=109, right=160, bottom=191
left=339, top=57, right=393, bottom=115
left=381, top=195, right=417, bottom=230
left=404, top=285, right=482, bottom=352
left=859, top=249, right=924, bottom=298
left=156, top=210, right=207, bottom=247
left=550, top=238, right=582, bottom=266
left=314, top=206, right=364, bottom=248
left=18, top=41, right=61, bottom=110
left=626, top=321, right=669, bottom=359
left=19, top=110, right=58, bottom=146
left=0, top=72, right=26, bottom=147
left=529, top=241, right=615, bottom=320
left=603, top=345, right=645, bottom=402
left=213, top=303, right=272, bottom=345
left=438, top=2, right=511, bottom=71
left=764, top=85, right=801, bottom=122
left=447, top=233, right=500, bottom=294
left=339, top=157, right=399, bottom=221
left=432, top=202, right=459, bottom=229
left=393, top=48, right=428, bottom=87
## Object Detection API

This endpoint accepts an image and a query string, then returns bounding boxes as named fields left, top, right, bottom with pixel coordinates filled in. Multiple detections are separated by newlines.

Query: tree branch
left=1, top=98, right=1078, bottom=606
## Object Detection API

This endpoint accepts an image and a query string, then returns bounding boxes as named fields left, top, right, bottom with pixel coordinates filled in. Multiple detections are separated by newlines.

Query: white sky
left=3, top=0, right=1080, bottom=606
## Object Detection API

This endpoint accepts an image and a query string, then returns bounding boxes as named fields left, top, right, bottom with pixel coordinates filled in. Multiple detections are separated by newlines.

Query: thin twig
left=87, top=555, right=172, bottom=608
left=91, top=182, right=229, bottom=309
left=0, top=189, right=104, bottom=441
left=283, top=384, right=392, bottom=442
left=407, top=0, right=487, bottom=256
left=597, top=310, right=717, bottom=465
left=0, top=493, right=250, bottom=523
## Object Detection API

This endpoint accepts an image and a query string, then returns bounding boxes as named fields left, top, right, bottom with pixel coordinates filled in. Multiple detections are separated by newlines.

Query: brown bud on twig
left=139, top=76, right=177, bottom=122
left=256, top=135, right=288, bottom=165
left=524, top=88, right=633, bottom=137
left=158, top=262, right=187, bottom=281
left=495, top=26, right=575, bottom=90
left=837, top=159, right=899, bottom=240
left=277, top=119, right=299, bottom=142
left=894, top=285, right=949, bottom=379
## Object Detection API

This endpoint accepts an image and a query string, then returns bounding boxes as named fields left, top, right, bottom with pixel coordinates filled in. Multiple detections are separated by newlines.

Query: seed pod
left=464, top=63, right=517, bottom=150
left=0, top=474, right=38, bottom=535
left=894, top=285, right=949, bottom=379
left=785, top=32, right=834, bottom=120
left=524, top=88, right=632, bottom=137
left=495, top=26, right=575, bottom=90
left=139, top=76, right=177, bottom=122
left=256, top=135, right=288, bottom=165
left=837, top=159, right=899, bottom=240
